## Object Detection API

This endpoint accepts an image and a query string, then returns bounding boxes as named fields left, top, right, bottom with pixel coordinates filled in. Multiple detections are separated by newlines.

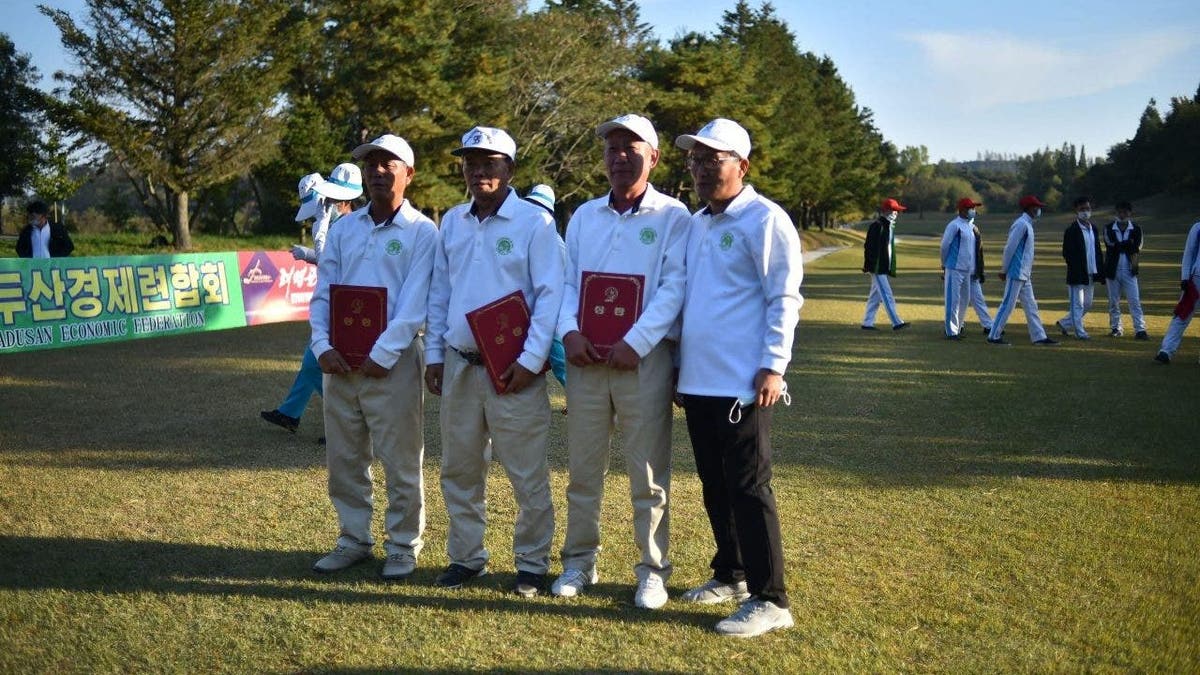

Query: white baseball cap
left=524, top=184, right=555, bottom=214
left=294, top=172, right=323, bottom=222
left=451, top=126, right=517, bottom=161
left=351, top=133, right=416, bottom=167
left=594, top=113, right=659, bottom=150
left=314, top=163, right=363, bottom=202
left=674, top=118, right=752, bottom=159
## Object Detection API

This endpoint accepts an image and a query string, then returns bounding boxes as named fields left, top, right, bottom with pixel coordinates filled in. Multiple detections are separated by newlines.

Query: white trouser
left=323, top=340, right=425, bottom=557
left=944, top=269, right=971, bottom=336
left=1106, top=269, right=1146, bottom=333
left=863, top=274, right=902, bottom=327
left=561, top=342, right=674, bottom=581
left=970, top=279, right=993, bottom=330
left=439, top=349, right=555, bottom=574
left=1158, top=272, right=1200, bottom=357
left=1058, top=283, right=1095, bottom=337
left=989, top=277, right=1048, bottom=342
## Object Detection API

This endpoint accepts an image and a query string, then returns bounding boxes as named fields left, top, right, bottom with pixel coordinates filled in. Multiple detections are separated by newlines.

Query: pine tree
left=0, top=34, right=43, bottom=233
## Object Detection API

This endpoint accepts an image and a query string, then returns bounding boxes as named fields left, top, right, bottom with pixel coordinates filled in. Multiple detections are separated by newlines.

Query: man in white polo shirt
left=424, top=126, right=563, bottom=597
left=674, top=118, right=804, bottom=637
left=308, top=134, right=438, bottom=581
left=549, top=114, right=690, bottom=609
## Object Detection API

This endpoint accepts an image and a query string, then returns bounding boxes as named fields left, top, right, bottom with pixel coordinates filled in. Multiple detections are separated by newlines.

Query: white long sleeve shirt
left=557, top=184, right=691, bottom=356
left=1001, top=213, right=1037, bottom=282
left=1183, top=222, right=1200, bottom=280
left=31, top=224, right=51, bottom=259
left=940, top=216, right=976, bottom=272
left=309, top=200, right=438, bottom=369
left=426, top=187, right=564, bottom=373
left=1080, top=221, right=1098, bottom=275
left=677, top=185, right=804, bottom=400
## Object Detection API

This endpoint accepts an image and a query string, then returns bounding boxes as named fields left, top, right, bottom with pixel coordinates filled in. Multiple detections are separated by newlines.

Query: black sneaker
left=987, top=337, right=1011, bottom=346
left=946, top=334, right=961, bottom=341
left=860, top=325, right=878, bottom=331
left=892, top=322, right=911, bottom=331
left=1110, top=328, right=1123, bottom=337
left=1135, top=331, right=1149, bottom=341
left=1034, top=338, right=1060, bottom=346
left=261, top=409, right=299, bottom=433
left=1055, top=320, right=1068, bottom=336
left=1154, top=351, right=1170, bottom=365
left=436, top=563, right=487, bottom=589
left=513, top=570, right=546, bottom=598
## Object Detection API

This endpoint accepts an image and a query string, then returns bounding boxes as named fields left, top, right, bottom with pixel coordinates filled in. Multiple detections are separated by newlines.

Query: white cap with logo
left=674, top=118, right=752, bottom=159
left=594, top=113, right=659, bottom=150
left=452, top=126, right=517, bottom=161
left=314, top=163, right=364, bottom=202
left=295, top=172, right=323, bottom=222
left=352, top=134, right=416, bottom=167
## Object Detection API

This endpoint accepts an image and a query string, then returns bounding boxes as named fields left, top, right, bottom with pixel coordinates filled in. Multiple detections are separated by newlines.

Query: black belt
left=450, top=345, right=484, bottom=366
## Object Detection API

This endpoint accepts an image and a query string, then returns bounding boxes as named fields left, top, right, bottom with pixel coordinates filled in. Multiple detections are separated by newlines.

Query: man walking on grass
left=674, top=118, right=804, bottom=637
left=308, top=134, right=438, bottom=580
left=988, top=195, right=1059, bottom=346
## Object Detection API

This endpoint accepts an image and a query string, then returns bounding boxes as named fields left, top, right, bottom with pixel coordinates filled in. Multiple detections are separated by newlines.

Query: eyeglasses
left=685, top=154, right=741, bottom=170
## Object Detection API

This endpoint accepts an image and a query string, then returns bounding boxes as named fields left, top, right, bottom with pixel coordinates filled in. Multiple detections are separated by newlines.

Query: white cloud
left=906, top=29, right=1200, bottom=109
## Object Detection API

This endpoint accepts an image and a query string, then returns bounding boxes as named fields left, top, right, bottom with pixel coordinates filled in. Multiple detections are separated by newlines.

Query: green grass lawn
left=1, top=219, right=1198, bottom=672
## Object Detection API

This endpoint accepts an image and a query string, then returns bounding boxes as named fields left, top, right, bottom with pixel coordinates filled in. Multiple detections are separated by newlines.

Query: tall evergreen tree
left=42, top=0, right=294, bottom=249
left=0, top=34, right=43, bottom=232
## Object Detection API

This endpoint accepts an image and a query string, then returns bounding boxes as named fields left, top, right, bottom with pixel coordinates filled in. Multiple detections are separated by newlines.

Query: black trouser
left=682, top=394, right=789, bottom=608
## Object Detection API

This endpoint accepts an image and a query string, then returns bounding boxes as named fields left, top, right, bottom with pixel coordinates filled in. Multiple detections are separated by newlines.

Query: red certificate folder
left=330, top=284, right=387, bottom=369
left=1175, top=280, right=1199, bottom=320
left=466, top=290, right=533, bottom=394
left=578, top=271, right=644, bottom=359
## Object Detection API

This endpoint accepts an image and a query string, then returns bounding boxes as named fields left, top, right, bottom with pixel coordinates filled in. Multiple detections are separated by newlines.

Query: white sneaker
left=551, top=567, right=598, bottom=597
left=715, top=599, right=794, bottom=637
left=312, top=545, right=372, bottom=573
left=681, top=578, right=751, bottom=604
left=634, top=573, right=668, bottom=609
left=380, top=551, right=416, bottom=580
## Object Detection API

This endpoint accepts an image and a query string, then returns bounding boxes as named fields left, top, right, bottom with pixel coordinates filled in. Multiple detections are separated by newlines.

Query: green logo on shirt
left=386, top=240, right=403, bottom=256
left=496, top=237, right=514, bottom=255
left=719, top=232, right=734, bottom=250
left=639, top=227, right=656, bottom=245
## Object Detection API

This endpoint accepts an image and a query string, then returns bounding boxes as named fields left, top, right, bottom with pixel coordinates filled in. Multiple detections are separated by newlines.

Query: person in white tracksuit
left=987, top=195, right=1059, bottom=346
left=1102, top=201, right=1148, bottom=339
left=941, top=198, right=980, bottom=339
left=1154, top=220, right=1200, bottom=364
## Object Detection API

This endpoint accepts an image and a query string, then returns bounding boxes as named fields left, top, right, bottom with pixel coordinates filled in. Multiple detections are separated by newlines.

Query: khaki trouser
left=561, top=342, right=673, bottom=581
left=439, top=349, right=554, bottom=574
left=323, top=339, right=425, bottom=557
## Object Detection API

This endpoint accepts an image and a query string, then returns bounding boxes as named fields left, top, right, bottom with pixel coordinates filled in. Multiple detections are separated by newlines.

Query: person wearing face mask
left=988, top=195, right=1059, bottom=346
left=674, top=118, right=804, bottom=638
left=861, top=198, right=911, bottom=331
left=968, top=220, right=996, bottom=335
left=941, top=198, right=982, bottom=339
left=261, top=165, right=364, bottom=439
left=17, top=200, right=74, bottom=258
left=1054, top=196, right=1105, bottom=340
left=1102, top=201, right=1147, bottom=339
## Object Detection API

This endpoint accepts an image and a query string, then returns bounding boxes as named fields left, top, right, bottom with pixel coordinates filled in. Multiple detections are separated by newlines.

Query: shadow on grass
left=0, top=535, right=715, bottom=634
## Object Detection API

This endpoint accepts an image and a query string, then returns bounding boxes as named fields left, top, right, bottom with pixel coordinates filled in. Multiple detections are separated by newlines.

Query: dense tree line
left=17, top=0, right=896, bottom=248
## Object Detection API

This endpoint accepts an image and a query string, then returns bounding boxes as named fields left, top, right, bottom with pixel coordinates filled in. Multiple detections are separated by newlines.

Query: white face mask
left=1034, top=208, right=1042, bottom=219
left=886, top=211, right=898, bottom=224
left=1078, top=210, right=1091, bottom=221
left=966, top=209, right=976, bottom=219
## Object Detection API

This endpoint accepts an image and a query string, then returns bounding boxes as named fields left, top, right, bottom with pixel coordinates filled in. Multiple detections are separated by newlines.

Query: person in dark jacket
left=1102, top=201, right=1147, bottom=339
left=16, top=201, right=74, bottom=258
left=860, top=198, right=910, bottom=331
left=968, top=222, right=995, bottom=334
left=1054, top=196, right=1104, bottom=340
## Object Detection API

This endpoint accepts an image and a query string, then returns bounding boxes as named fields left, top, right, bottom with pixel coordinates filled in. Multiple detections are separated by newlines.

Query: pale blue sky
left=6, top=0, right=1199, bottom=161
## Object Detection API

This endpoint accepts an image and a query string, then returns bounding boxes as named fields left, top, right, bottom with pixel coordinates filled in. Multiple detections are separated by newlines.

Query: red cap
left=957, top=197, right=982, bottom=210
left=1018, top=195, right=1047, bottom=209
left=880, top=198, right=907, bottom=212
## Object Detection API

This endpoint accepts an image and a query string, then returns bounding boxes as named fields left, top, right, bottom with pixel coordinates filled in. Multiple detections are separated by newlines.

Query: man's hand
left=424, top=363, right=444, bottom=396
left=290, top=245, right=307, bottom=261
left=671, top=367, right=683, bottom=409
left=998, top=272, right=1007, bottom=282
left=500, top=362, right=537, bottom=394
left=361, top=357, right=390, bottom=379
left=563, top=330, right=601, bottom=367
left=754, top=368, right=784, bottom=408
left=318, top=349, right=352, bottom=375
left=606, top=339, right=640, bottom=371
left=1183, top=280, right=1190, bottom=292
